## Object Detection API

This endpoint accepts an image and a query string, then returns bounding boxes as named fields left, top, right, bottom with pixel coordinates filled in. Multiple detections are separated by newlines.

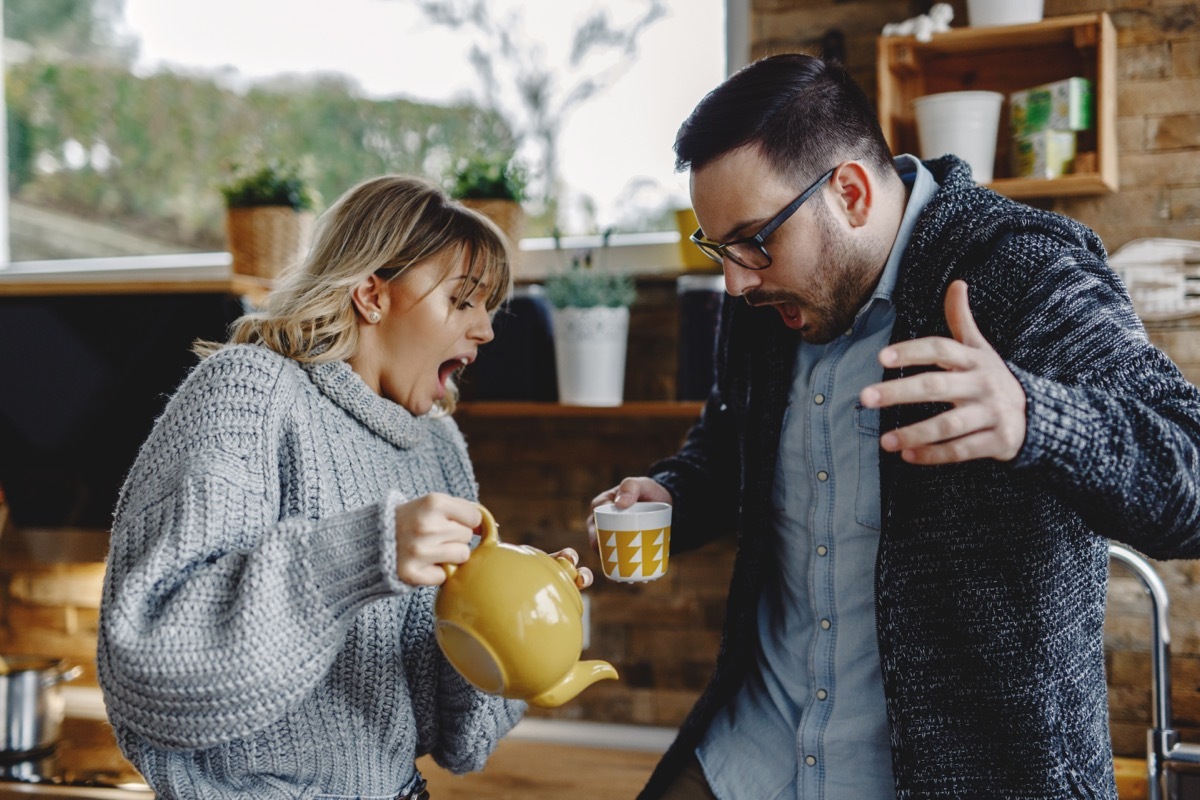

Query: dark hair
left=674, top=54, right=897, bottom=185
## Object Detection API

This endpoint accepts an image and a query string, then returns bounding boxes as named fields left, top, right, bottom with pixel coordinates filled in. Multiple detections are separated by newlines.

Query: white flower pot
left=551, top=306, right=629, bottom=406
left=913, top=90, right=1004, bottom=183
left=967, top=0, right=1043, bottom=27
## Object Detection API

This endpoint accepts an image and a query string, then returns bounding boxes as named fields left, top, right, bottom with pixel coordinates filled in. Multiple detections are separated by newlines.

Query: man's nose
left=723, top=260, right=762, bottom=297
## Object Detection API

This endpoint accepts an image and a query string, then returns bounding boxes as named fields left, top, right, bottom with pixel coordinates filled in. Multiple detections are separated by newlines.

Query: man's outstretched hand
left=859, top=280, right=1027, bottom=465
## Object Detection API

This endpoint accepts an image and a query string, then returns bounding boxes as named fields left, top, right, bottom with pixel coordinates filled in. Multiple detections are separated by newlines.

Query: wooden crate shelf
left=877, top=12, right=1117, bottom=198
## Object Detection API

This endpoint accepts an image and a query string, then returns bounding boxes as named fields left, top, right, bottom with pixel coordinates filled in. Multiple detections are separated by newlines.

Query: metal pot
left=0, top=655, right=83, bottom=753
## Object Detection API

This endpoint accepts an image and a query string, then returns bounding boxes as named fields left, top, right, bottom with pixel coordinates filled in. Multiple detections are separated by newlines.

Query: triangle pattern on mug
left=638, top=528, right=666, bottom=578
left=646, top=531, right=666, bottom=569
left=613, top=530, right=644, bottom=579
left=604, top=533, right=619, bottom=564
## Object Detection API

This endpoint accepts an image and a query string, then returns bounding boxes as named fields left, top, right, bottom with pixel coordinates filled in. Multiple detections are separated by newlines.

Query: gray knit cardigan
left=640, top=156, right=1200, bottom=799
left=97, top=344, right=524, bottom=799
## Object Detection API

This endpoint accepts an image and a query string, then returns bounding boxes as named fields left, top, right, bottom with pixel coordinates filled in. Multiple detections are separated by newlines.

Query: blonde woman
left=98, top=175, right=590, bottom=799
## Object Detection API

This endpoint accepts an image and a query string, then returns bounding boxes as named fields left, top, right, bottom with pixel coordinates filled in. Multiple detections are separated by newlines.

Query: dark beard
left=748, top=218, right=884, bottom=344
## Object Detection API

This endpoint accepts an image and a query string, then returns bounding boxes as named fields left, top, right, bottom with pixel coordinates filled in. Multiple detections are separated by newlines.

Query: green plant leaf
left=543, top=261, right=636, bottom=309
left=219, top=158, right=318, bottom=211
left=449, top=152, right=526, bottom=202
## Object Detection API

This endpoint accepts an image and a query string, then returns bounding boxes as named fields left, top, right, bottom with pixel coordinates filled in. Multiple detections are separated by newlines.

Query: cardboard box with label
left=1012, top=130, right=1078, bottom=179
left=1010, top=77, right=1093, bottom=138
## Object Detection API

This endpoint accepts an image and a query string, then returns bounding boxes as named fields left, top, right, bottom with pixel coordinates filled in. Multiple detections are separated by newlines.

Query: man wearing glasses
left=588, top=54, right=1200, bottom=799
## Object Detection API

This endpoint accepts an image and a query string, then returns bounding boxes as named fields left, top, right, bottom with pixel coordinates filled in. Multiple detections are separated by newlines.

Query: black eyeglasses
left=689, top=167, right=836, bottom=270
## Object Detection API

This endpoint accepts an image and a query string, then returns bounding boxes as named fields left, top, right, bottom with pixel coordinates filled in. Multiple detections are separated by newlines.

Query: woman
left=97, top=175, right=590, bottom=799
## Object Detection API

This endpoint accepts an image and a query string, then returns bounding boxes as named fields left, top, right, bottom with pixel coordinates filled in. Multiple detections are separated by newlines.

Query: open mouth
left=437, top=356, right=470, bottom=390
left=776, top=302, right=805, bottom=331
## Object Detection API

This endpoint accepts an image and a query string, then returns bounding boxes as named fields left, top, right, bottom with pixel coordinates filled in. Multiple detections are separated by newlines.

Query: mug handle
left=442, top=502, right=499, bottom=580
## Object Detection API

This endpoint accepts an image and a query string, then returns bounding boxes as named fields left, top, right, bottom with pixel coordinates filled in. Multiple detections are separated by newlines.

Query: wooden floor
left=418, top=738, right=663, bottom=799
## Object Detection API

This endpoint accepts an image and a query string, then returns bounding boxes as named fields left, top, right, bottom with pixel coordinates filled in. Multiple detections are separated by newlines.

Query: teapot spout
left=529, top=661, right=619, bottom=708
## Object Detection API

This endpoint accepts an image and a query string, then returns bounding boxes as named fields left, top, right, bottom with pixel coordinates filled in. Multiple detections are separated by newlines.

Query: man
left=590, top=54, right=1200, bottom=799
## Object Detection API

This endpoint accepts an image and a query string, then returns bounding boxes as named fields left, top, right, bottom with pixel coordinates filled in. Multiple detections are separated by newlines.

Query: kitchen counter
left=2, top=694, right=673, bottom=800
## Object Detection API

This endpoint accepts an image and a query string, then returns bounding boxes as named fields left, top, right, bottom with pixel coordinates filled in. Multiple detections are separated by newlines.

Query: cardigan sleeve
left=647, top=296, right=744, bottom=554
left=98, top=351, right=410, bottom=750
left=995, top=243, right=1200, bottom=559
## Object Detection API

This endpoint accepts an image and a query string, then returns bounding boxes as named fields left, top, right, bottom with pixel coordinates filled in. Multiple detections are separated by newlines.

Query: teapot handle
left=442, top=503, right=499, bottom=580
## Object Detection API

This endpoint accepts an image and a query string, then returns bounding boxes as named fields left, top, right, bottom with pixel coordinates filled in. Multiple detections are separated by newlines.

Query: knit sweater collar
left=303, top=358, right=428, bottom=449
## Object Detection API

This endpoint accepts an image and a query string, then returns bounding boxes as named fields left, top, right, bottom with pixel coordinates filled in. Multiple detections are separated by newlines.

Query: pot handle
left=42, top=663, right=83, bottom=688
left=442, top=503, right=499, bottom=581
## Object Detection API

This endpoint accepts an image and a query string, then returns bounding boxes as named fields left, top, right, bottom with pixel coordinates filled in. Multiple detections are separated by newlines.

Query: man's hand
left=586, top=477, right=672, bottom=549
left=859, top=280, right=1027, bottom=465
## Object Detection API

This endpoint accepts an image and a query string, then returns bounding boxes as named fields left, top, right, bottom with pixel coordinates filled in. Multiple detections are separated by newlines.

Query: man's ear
left=350, top=273, right=388, bottom=321
left=831, top=161, right=873, bottom=228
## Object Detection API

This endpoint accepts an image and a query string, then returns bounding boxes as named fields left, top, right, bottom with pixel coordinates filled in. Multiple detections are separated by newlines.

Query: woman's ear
left=350, top=274, right=388, bottom=323
left=831, top=161, right=873, bottom=228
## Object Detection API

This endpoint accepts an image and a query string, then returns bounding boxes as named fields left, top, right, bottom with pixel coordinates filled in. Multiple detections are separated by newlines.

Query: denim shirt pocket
left=855, top=402, right=882, bottom=530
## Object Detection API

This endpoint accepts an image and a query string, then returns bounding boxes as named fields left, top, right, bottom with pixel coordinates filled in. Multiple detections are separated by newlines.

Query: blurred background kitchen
left=2, top=1, right=1200, bottom=798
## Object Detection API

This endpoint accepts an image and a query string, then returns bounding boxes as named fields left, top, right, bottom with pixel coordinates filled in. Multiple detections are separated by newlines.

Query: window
left=2, top=0, right=725, bottom=266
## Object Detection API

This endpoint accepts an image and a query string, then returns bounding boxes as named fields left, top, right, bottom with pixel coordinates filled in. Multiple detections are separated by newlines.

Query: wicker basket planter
left=225, top=205, right=315, bottom=280
left=461, top=198, right=526, bottom=251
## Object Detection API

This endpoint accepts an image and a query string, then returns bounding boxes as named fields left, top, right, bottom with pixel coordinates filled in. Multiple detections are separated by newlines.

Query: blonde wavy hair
left=196, top=174, right=512, bottom=415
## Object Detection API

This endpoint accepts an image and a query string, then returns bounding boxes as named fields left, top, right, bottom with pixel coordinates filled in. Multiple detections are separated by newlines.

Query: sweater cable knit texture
left=639, top=156, right=1200, bottom=799
left=97, top=344, right=523, bottom=799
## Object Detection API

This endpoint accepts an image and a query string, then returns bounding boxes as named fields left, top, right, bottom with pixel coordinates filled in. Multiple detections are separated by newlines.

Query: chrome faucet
left=1109, top=543, right=1200, bottom=799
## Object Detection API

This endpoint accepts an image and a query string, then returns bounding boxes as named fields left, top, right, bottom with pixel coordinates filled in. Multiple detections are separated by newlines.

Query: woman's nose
left=473, top=308, right=495, bottom=344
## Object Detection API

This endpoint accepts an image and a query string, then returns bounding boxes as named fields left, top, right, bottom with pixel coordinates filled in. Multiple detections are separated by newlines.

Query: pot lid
left=0, top=654, right=64, bottom=675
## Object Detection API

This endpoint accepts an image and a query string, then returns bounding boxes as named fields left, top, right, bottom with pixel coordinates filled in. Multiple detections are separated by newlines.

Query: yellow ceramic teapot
left=434, top=505, right=618, bottom=707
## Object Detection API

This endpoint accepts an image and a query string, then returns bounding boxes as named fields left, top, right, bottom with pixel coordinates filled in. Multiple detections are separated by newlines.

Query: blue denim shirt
left=697, top=156, right=937, bottom=800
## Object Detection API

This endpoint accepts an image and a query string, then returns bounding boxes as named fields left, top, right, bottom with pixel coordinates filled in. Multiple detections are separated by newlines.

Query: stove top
left=0, top=740, right=151, bottom=798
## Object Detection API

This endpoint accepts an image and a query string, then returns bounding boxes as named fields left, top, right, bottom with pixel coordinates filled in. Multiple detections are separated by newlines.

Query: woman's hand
left=547, top=547, right=593, bottom=589
left=393, top=493, right=480, bottom=586
left=586, top=477, right=673, bottom=550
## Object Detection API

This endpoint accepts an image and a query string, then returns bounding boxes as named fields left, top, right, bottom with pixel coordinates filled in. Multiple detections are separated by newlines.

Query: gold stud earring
left=368, top=311, right=381, bottom=324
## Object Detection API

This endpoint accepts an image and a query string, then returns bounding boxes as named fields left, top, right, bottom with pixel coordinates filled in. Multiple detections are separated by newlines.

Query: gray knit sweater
left=97, top=343, right=524, bottom=799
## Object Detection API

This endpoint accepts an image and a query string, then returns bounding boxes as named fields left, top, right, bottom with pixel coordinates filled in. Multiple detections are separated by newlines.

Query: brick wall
left=0, top=528, right=108, bottom=688
left=458, top=275, right=732, bottom=725
left=744, top=0, right=1200, bottom=757
left=457, top=411, right=733, bottom=726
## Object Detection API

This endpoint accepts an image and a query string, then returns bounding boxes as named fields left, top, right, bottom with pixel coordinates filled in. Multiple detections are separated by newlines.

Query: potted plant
left=219, top=159, right=318, bottom=281
left=543, top=233, right=636, bottom=407
left=448, top=152, right=528, bottom=251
